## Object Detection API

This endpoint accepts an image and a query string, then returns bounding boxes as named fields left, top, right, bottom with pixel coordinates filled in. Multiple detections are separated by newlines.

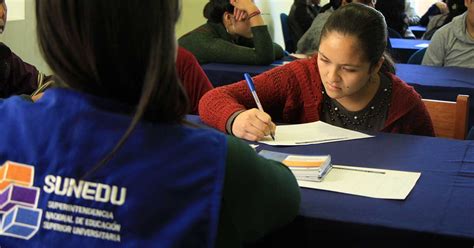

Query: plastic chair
left=467, top=126, right=474, bottom=140
left=280, top=13, right=296, bottom=53
left=422, top=95, right=469, bottom=140
left=407, top=47, right=427, bottom=65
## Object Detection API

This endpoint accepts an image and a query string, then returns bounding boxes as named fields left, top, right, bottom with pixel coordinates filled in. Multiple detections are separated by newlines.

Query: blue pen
left=244, top=73, right=275, bottom=141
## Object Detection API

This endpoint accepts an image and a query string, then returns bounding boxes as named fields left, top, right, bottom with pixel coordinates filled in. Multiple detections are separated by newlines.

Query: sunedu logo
left=0, top=161, right=42, bottom=240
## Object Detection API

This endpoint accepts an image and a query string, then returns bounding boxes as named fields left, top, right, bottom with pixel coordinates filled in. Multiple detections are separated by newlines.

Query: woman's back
left=0, top=88, right=228, bottom=247
left=0, top=1, right=300, bottom=246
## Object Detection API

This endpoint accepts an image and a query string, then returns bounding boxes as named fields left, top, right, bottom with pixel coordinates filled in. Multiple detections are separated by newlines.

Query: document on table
left=289, top=53, right=310, bottom=59
left=298, top=165, right=421, bottom=200
left=415, top=43, right=429, bottom=48
left=259, top=121, right=373, bottom=146
left=249, top=144, right=259, bottom=150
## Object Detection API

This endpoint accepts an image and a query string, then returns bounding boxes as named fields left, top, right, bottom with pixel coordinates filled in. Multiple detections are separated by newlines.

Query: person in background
left=420, top=0, right=449, bottom=26
left=200, top=3, right=434, bottom=142
left=422, top=0, right=467, bottom=40
left=405, top=0, right=420, bottom=25
left=179, top=0, right=284, bottom=65
left=176, top=47, right=214, bottom=114
left=376, top=0, right=415, bottom=38
left=296, top=0, right=375, bottom=55
left=319, top=0, right=342, bottom=13
left=422, top=0, right=474, bottom=68
left=288, top=0, right=321, bottom=51
left=0, top=0, right=49, bottom=98
left=0, top=0, right=300, bottom=247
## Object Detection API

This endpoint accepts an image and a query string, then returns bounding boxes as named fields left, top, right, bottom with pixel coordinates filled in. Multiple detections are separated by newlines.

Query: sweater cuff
left=226, top=110, right=246, bottom=135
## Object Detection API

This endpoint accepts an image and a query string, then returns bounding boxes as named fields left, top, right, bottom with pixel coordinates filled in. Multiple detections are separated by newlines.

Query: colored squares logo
left=0, top=161, right=42, bottom=240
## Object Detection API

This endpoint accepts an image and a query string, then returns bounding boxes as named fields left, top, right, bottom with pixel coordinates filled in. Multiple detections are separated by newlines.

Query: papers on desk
left=259, top=121, right=373, bottom=146
left=259, top=150, right=332, bottom=182
left=249, top=144, right=259, bottom=150
left=289, top=53, right=310, bottom=59
left=271, top=61, right=291, bottom=66
left=415, top=43, right=430, bottom=48
left=298, top=165, right=421, bottom=200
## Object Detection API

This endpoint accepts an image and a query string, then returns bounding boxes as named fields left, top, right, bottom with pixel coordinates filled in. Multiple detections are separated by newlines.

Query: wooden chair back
left=422, top=95, right=469, bottom=140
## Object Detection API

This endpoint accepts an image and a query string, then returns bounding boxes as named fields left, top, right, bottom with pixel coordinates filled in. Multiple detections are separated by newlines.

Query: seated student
left=176, top=46, right=214, bottom=114
left=405, top=0, right=420, bottom=25
left=199, top=3, right=434, bottom=141
left=420, top=1, right=448, bottom=26
left=422, top=0, right=474, bottom=68
left=376, top=0, right=416, bottom=38
left=0, top=0, right=300, bottom=247
left=179, top=0, right=284, bottom=65
left=288, top=0, right=321, bottom=51
left=422, top=0, right=467, bottom=40
left=0, top=0, right=46, bottom=98
left=296, top=0, right=375, bottom=55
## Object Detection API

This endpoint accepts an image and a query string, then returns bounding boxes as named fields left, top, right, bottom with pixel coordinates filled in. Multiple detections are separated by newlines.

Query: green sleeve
left=180, top=25, right=280, bottom=65
left=215, top=136, right=300, bottom=247
left=273, top=42, right=285, bottom=60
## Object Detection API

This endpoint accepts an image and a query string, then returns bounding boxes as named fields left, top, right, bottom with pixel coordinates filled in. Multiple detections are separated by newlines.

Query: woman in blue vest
left=0, top=0, right=300, bottom=247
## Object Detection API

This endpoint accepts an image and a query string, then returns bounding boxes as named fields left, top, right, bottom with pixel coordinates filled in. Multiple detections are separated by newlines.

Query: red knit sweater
left=177, top=47, right=214, bottom=114
left=199, top=57, right=434, bottom=136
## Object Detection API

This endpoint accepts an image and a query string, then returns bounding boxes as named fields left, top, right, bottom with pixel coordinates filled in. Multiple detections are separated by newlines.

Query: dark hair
left=36, top=0, right=189, bottom=176
left=375, top=0, right=407, bottom=38
left=321, top=3, right=395, bottom=74
left=203, top=0, right=234, bottom=23
left=443, top=0, right=467, bottom=26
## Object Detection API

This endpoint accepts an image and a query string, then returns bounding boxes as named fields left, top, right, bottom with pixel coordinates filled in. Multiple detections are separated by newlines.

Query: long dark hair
left=321, top=3, right=395, bottom=74
left=36, top=0, right=189, bottom=176
left=203, top=0, right=234, bottom=23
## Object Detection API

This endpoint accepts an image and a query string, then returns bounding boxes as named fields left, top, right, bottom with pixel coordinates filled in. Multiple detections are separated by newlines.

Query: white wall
left=1, top=0, right=50, bottom=74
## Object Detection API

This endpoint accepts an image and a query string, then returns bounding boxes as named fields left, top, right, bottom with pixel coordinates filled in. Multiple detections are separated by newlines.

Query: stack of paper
left=298, top=165, right=421, bottom=200
left=259, top=150, right=332, bottom=182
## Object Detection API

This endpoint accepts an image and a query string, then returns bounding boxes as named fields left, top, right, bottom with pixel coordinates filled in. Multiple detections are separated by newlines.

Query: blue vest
left=0, top=88, right=227, bottom=247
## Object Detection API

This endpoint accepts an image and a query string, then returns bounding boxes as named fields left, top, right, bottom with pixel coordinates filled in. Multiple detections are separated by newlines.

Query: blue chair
left=387, top=27, right=403, bottom=38
left=467, top=126, right=474, bottom=140
left=407, top=47, right=427, bottom=65
left=280, top=13, right=296, bottom=53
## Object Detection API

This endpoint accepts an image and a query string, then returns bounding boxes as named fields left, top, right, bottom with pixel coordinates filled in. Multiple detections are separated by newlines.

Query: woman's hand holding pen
left=232, top=108, right=276, bottom=141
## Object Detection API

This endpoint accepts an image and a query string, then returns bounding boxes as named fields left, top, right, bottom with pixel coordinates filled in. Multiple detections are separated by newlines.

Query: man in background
left=422, top=0, right=474, bottom=68
left=296, top=0, right=375, bottom=55
left=288, top=0, right=321, bottom=52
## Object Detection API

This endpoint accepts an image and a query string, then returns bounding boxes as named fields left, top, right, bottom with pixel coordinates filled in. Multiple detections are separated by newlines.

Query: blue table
left=410, top=25, right=427, bottom=38
left=248, top=132, right=474, bottom=247
left=389, top=38, right=431, bottom=63
left=188, top=113, right=474, bottom=246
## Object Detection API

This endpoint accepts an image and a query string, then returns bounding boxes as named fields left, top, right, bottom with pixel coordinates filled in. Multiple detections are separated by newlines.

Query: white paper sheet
left=259, top=121, right=373, bottom=146
left=298, top=165, right=421, bottom=200
left=289, top=53, right=310, bottom=59
left=415, top=43, right=430, bottom=48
